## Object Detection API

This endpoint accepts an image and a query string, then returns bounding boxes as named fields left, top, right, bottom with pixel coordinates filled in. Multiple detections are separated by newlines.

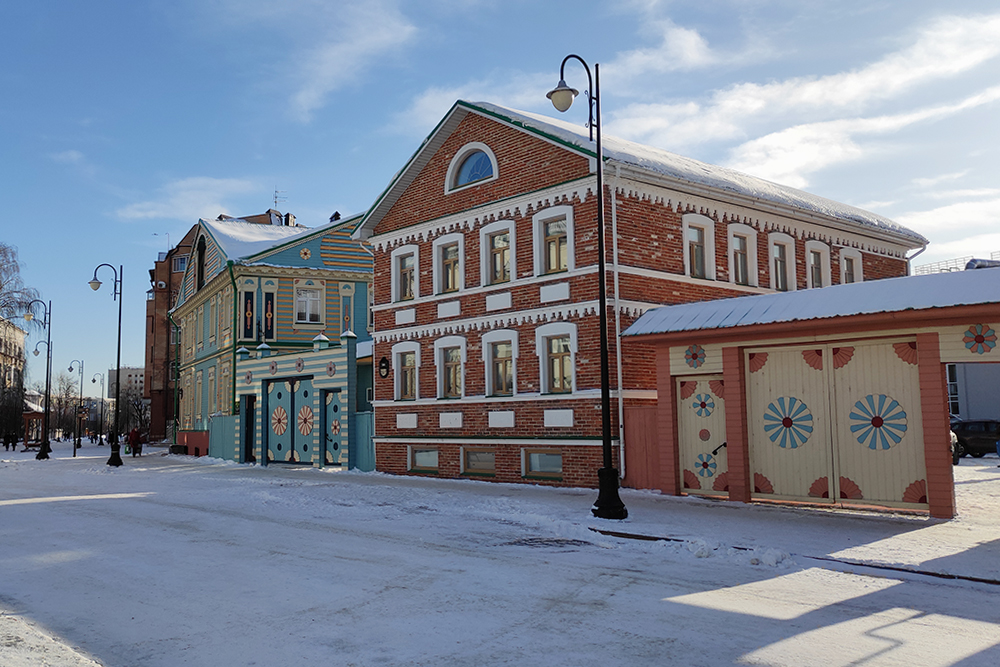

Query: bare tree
left=53, top=371, right=75, bottom=439
left=0, top=243, right=41, bottom=321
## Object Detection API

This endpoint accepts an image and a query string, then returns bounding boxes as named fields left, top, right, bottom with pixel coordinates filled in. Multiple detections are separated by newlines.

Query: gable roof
left=354, top=100, right=926, bottom=248
left=199, top=217, right=313, bottom=262
left=623, top=267, right=1000, bottom=338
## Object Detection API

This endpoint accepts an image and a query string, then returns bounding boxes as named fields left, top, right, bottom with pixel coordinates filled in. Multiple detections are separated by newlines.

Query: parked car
left=951, top=429, right=960, bottom=466
left=951, top=420, right=1000, bottom=458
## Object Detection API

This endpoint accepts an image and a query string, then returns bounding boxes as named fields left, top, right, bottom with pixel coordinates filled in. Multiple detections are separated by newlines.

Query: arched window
left=196, top=236, right=206, bottom=291
left=455, top=151, right=493, bottom=187
left=445, top=143, right=498, bottom=193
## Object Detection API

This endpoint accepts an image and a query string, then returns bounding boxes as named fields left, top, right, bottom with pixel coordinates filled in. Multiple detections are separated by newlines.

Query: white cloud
left=724, top=86, right=1000, bottom=187
left=912, top=171, right=969, bottom=187
left=50, top=150, right=85, bottom=164
left=116, top=177, right=257, bottom=222
left=894, top=197, right=1000, bottom=235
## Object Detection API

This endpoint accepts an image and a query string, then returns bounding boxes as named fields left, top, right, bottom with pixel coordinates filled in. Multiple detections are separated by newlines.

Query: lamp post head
left=92, top=378, right=96, bottom=384
left=89, top=278, right=102, bottom=291
left=546, top=79, right=579, bottom=113
left=69, top=366, right=73, bottom=372
left=33, top=349, right=40, bottom=357
left=24, top=312, right=34, bottom=322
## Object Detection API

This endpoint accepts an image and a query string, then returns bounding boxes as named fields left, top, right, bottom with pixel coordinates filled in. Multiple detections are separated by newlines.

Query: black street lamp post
left=92, top=373, right=105, bottom=445
left=89, top=264, right=124, bottom=467
left=69, top=359, right=84, bottom=456
left=547, top=54, right=628, bottom=519
left=24, top=300, right=52, bottom=460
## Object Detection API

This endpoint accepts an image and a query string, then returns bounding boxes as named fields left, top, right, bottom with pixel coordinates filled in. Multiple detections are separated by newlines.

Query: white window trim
left=804, top=240, right=832, bottom=289
left=390, top=244, right=420, bottom=303
left=294, top=279, right=326, bottom=326
left=434, top=335, right=467, bottom=399
left=482, top=329, right=519, bottom=397
left=768, top=232, right=797, bottom=292
left=534, top=321, right=578, bottom=395
left=682, top=213, right=716, bottom=280
left=533, top=205, right=575, bottom=277
left=391, top=341, right=421, bottom=401
left=839, top=247, right=864, bottom=284
left=445, top=142, right=499, bottom=194
left=479, top=219, right=516, bottom=287
left=727, top=223, right=758, bottom=287
left=431, top=232, right=465, bottom=295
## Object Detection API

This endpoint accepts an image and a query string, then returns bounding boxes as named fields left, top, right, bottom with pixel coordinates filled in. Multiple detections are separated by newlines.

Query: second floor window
left=774, top=244, right=789, bottom=292
left=399, top=351, right=416, bottom=400
left=688, top=226, right=707, bottom=279
left=172, top=256, right=187, bottom=273
left=544, top=220, right=568, bottom=274
left=810, top=250, right=824, bottom=288
left=296, top=288, right=321, bottom=323
left=733, top=235, right=749, bottom=285
left=491, top=341, right=513, bottom=396
left=546, top=335, right=572, bottom=394
left=398, top=253, right=415, bottom=301
left=442, top=346, right=462, bottom=398
left=440, top=243, right=459, bottom=293
left=489, top=232, right=510, bottom=284
left=843, top=256, right=856, bottom=283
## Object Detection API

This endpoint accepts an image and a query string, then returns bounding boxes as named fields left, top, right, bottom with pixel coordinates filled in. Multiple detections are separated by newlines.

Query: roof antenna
left=330, top=211, right=341, bottom=222
left=273, top=188, right=286, bottom=209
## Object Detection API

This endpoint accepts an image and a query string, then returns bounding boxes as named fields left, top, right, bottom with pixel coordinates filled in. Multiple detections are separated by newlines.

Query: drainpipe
left=167, top=311, right=179, bottom=445
left=227, top=261, right=239, bottom=415
left=905, top=244, right=927, bottom=276
left=610, top=164, right=626, bottom=481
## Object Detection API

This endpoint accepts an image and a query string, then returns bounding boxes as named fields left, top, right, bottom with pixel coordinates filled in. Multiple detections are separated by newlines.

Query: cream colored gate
left=831, top=340, right=926, bottom=508
left=676, top=375, right=727, bottom=496
left=746, top=341, right=928, bottom=508
left=746, top=346, right=833, bottom=501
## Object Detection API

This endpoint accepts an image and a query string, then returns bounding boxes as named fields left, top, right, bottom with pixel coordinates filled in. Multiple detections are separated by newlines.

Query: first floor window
left=733, top=235, right=749, bottom=285
left=774, top=244, right=789, bottom=291
left=296, top=288, right=322, bottom=323
left=546, top=335, right=572, bottom=393
left=526, top=449, right=562, bottom=477
left=947, top=363, right=960, bottom=416
left=464, top=448, right=495, bottom=474
left=400, top=351, right=416, bottom=400
left=410, top=448, right=438, bottom=471
left=442, top=346, right=462, bottom=398
left=491, top=341, right=513, bottom=396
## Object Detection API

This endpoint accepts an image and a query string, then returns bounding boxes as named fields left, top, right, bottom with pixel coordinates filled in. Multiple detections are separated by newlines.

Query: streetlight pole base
left=35, top=442, right=50, bottom=461
left=592, top=467, right=628, bottom=519
left=107, top=444, right=124, bottom=467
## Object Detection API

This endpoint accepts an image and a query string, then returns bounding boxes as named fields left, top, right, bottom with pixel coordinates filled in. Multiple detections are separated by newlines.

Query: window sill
left=408, top=468, right=439, bottom=475
left=524, top=474, right=563, bottom=481
left=462, top=471, right=496, bottom=478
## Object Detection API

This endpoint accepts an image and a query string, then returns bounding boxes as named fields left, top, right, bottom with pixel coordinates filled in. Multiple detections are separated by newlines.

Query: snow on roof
left=623, top=267, right=1000, bottom=337
left=468, top=101, right=927, bottom=246
left=200, top=217, right=312, bottom=261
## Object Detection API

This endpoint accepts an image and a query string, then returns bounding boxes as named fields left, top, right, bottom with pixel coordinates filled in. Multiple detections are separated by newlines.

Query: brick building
left=353, top=100, right=927, bottom=488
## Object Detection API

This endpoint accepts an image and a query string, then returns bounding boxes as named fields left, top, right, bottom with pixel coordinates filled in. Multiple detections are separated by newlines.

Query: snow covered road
left=2, top=442, right=999, bottom=666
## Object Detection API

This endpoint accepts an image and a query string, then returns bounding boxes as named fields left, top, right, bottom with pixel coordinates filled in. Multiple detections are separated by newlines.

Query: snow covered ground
left=2, top=440, right=999, bottom=666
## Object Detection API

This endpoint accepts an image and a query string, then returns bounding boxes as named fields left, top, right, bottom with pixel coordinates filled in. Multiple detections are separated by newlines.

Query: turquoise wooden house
left=170, top=212, right=373, bottom=466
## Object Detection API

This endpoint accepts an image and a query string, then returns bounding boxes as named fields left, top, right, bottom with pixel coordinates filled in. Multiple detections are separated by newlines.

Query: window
left=682, top=214, right=716, bottom=280
left=727, top=223, right=758, bottom=287
left=482, top=329, right=518, bottom=397
left=391, top=245, right=419, bottom=302
left=410, top=447, right=439, bottom=471
left=445, top=142, right=498, bottom=192
left=546, top=336, right=572, bottom=393
left=480, top=220, right=516, bottom=287
left=392, top=341, right=420, bottom=400
left=463, top=448, right=495, bottom=475
left=196, top=306, right=204, bottom=349
left=524, top=449, right=562, bottom=478
left=947, top=363, right=960, bottom=416
left=804, top=241, right=831, bottom=289
left=434, top=336, right=466, bottom=399
left=535, top=322, right=576, bottom=395
left=839, top=248, right=864, bottom=284
left=442, top=347, right=462, bottom=398
left=296, top=288, right=322, bottom=323
left=208, top=367, right=216, bottom=415
left=769, top=233, right=796, bottom=292
left=196, top=236, right=206, bottom=291
left=533, top=206, right=574, bottom=277
left=431, top=233, right=464, bottom=295
left=172, top=256, right=188, bottom=273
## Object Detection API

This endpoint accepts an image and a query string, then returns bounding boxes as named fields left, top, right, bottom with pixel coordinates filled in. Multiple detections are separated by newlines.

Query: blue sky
left=3, top=0, right=999, bottom=394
